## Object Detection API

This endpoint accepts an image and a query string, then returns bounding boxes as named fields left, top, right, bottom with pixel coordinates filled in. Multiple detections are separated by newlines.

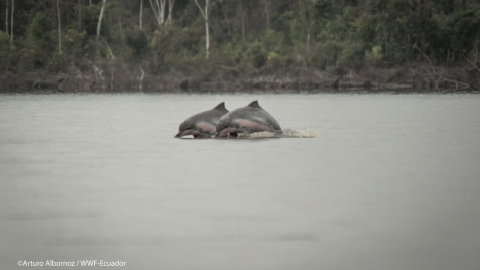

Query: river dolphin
left=215, top=100, right=281, bottom=137
left=174, top=102, right=229, bottom=138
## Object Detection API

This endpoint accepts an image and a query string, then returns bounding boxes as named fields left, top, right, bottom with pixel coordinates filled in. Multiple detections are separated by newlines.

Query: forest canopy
left=1, top=0, right=480, bottom=92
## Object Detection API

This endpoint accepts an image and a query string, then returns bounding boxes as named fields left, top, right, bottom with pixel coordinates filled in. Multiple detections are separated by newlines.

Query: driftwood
left=413, top=44, right=470, bottom=91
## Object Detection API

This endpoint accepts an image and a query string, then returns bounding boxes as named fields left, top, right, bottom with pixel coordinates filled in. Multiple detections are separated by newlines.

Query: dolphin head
left=214, top=115, right=240, bottom=137
left=216, top=118, right=227, bottom=133
left=174, top=119, right=199, bottom=138
left=214, top=116, right=229, bottom=137
left=174, top=102, right=229, bottom=138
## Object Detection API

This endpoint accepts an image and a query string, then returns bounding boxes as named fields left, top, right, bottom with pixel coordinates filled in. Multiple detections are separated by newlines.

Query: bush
left=126, top=30, right=148, bottom=60
left=30, top=12, right=55, bottom=41
left=47, top=53, right=69, bottom=73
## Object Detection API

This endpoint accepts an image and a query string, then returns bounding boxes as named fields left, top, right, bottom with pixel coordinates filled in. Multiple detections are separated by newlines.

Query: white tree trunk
left=194, top=0, right=210, bottom=59
left=206, top=18, right=209, bottom=59
left=160, top=0, right=165, bottom=23
left=10, top=0, right=13, bottom=47
left=110, top=67, right=114, bottom=91
left=167, top=0, right=175, bottom=24
left=96, top=0, right=107, bottom=42
left=106, top=42, right=115, bottom=60
left=5, top=1, right=8, bottom=34
left=57, top=0, right=62, bottom=54
left=138, top=65, right=144, bottom=93
left=205, top=0, right=209, bottom=59
left=139, top=0, right=143, bottom=29
left=149, top=0, right=166, bottom=25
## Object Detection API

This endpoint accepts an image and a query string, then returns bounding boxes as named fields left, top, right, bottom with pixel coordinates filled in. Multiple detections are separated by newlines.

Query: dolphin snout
left=175, top=129, right=201, bottom=138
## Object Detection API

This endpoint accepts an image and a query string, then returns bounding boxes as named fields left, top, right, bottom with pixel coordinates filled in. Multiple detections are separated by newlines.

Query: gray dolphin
left=174, top=102, right=229, bottom=138
left=215, top=100, right=281, bottom=137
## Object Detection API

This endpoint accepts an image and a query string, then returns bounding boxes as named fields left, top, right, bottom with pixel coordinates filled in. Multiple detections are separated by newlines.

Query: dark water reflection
left=1, top=94, right=480, bottom=270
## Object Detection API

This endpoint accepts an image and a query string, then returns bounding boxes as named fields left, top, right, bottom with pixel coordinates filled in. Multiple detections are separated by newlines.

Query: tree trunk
left=110, top=67, right=114, bottom=91
left=57, top=0, right=62, bottom=54
left=138, top=65, right=144, bottom=93
left=96, top=0, right=107, bottom=42
left=205, top=0, right=209, bottom=59
left=78, top=0, right=82, bottom=32
left=160, top=0, right=165, bottom=24
left=194, top=0, right=210, bottom=59
left=5, top=1, right=8, bottom=34
left=306, top=18, right=312, bottom=57
left=205, top=19, right=209, bottom=59
left=106, top=42, right=115, bottom=60
left=167, top=0, right=175, bottom=24
left=241, top=6, right=245, bottom=41
left=139, top=0, right=143, bottom=29
left=10, top=0, right=13, bottom=47
left=149, top=0, right=166, bottom=25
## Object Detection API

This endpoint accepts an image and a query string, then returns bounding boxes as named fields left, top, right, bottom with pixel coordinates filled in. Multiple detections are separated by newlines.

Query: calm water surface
left=1, top=94, right=480, bottom=270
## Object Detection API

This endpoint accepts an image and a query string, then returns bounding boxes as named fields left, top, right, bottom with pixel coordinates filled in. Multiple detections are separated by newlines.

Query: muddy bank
left=1, top=63, right=479, bottom=94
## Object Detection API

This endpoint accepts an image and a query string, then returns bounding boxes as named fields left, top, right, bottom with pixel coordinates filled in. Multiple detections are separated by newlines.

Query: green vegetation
left=1, top=0, right=480, bottom=92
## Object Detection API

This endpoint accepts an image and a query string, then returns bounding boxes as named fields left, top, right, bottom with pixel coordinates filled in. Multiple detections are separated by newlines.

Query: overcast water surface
left=1, top=93, right=480, bottom=270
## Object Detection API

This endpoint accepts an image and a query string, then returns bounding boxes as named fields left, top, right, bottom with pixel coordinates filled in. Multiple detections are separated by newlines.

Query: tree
left=149, top=0, right=166, bottom=25
left=167, top=0, right=175, bottom=24
left=57, top=0, right=62, bottom=54
left=96, top=0, right=107, bottom=42
left=5, top=0, right=8, bottom=34
left=194, top=0, right=210, bottom=59
left=10, top=0, right=13, bottom=48
left=139, top=0, right=143, bottom=29
left=148, top=0, right=175, bottom=26
left=1, top=0, right=480, bottom=83
left=78, top=0, right=82, bottom=32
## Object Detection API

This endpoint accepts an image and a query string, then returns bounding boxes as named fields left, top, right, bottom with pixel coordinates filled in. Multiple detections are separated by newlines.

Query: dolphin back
left=213, top=102, right=228, bottom=112
left=215, top=101, right=281, bottom=137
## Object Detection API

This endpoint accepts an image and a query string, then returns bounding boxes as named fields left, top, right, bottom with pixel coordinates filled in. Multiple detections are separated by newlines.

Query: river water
left=1, top=93, right=480, bottom=270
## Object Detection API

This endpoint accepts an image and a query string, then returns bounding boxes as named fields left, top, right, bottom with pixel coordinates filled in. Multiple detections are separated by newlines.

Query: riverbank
left=1, top=62, right=479, bottom=94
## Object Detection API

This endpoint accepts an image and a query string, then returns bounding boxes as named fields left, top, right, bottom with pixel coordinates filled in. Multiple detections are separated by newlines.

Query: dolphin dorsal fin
left=213, top=102, right=228, bottom=111
left=248, top=100, right=261, bottom=108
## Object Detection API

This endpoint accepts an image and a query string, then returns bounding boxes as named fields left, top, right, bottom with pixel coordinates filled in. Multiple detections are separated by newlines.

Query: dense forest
left=1, top=0, right=480, bottom=93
